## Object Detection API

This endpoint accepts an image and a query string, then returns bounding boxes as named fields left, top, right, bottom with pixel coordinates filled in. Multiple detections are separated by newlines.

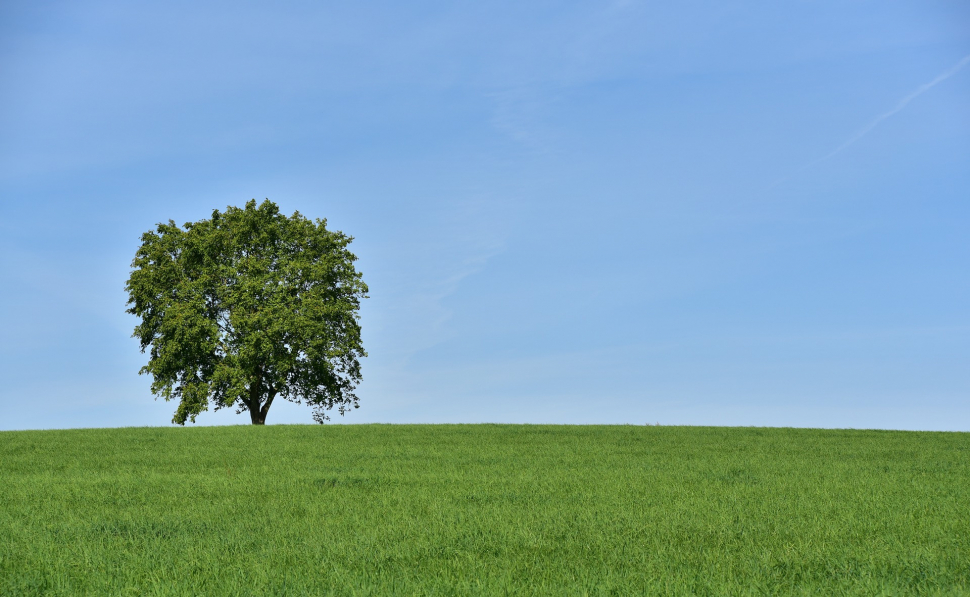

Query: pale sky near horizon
left=1, top=1, right=968, bottom=431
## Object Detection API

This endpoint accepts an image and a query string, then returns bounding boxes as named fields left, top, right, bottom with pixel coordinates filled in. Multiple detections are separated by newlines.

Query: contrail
left=820, top=54, right=970, bottom=161
left=768, top=54, right=970, bottom=189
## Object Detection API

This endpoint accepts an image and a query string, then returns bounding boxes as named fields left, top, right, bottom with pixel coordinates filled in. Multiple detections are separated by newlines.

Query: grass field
left=1, top=425, right=968, bottom=596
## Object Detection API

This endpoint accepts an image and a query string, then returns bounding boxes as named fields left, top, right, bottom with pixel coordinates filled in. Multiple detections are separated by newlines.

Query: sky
left=1, top=0, right=968, bottom=431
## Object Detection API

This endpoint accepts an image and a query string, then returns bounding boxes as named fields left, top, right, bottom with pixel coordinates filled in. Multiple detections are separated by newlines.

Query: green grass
left=1, top=425, right=968, bottom=596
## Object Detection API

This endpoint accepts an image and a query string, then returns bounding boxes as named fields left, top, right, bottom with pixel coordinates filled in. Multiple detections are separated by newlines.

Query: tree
left=125, top=199, right=368, bottom=425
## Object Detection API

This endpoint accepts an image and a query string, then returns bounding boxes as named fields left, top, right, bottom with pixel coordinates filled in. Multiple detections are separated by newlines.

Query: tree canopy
left=125, top=199, right=368, bottom=425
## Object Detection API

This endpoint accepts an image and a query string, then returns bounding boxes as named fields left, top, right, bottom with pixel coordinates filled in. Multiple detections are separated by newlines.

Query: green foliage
left=1, top=425, right=968, bottom=595
left=125, top=199, right=367, bottom=425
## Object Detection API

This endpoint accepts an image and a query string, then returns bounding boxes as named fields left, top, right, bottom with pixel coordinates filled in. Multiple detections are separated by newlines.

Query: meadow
left=1, top=424, right=968, bottom=596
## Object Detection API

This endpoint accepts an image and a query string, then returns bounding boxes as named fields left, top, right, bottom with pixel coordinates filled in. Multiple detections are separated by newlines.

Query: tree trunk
left=247, top=386, right=276, bottom=425
left=255, top=391, right=276, bottom=425
left=248, top=371, right=267, bottom=425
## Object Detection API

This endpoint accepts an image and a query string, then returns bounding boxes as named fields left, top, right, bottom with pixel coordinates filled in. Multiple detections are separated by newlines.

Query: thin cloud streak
left=820, top=54, right=970, bottom=161
left=769, top=54, right=970, bottom=189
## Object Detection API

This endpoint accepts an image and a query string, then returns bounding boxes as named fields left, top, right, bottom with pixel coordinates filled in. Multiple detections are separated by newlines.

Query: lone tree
left=125, top=199, right=368, bottom=425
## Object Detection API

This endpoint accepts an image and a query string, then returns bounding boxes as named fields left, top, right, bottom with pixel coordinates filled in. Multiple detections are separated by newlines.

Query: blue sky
left=1, top=0, right=968, bottom=430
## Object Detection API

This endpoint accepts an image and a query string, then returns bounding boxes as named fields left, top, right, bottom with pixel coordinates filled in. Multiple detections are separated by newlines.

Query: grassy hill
left=1, top=424, right=968, bottom=595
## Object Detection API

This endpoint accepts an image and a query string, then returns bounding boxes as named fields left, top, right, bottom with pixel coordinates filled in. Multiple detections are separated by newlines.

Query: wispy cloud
left=367, top=196, right=512, bottom=362
left=820, top=54, right=970, bottom=161
left=489, top=86, right=557, bottom=154
left=771, top=54, right=970, bottom=188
